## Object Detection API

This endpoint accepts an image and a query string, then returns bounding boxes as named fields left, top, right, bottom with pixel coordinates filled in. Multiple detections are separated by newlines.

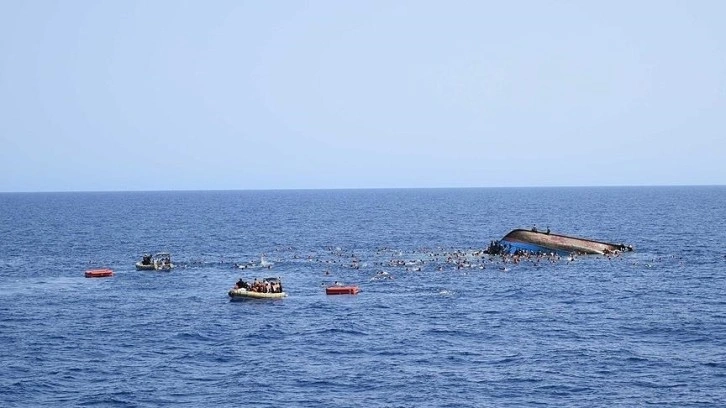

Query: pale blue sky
left=1, top=0, right=724, bottom=192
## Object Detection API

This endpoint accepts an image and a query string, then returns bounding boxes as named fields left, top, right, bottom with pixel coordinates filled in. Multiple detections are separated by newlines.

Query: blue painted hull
left=500, top=240, right=572, bottom=256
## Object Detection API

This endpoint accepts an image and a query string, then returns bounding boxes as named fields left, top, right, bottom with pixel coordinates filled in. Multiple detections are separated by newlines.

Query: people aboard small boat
left=140, top=254, right=152, bottom=266
left=136, top=252, right=174, bottom=270
left=235, top=278, right=249, bottom=290
left=229, top=276, right=286, bottom=300
left=233, top=277, right=284, bottom=293
left=155, top=254, right=173, bottom=270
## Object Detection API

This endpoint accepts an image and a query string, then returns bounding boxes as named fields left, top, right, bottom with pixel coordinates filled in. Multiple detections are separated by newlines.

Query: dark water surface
left=1, top=187, right=725, bottom=407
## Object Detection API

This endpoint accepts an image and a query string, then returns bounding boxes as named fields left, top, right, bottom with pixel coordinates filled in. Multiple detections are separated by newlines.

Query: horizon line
left=1, top=184, right=724, bottom=194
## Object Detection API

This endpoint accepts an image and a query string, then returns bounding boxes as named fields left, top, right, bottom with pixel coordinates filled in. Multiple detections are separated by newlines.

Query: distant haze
left=1, top=1, right=724, bottom=192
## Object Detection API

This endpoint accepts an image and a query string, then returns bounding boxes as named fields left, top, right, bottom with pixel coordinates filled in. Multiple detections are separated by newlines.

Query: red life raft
left=85, top=268, right=114, bottom=278
left=325, top=285, right=360, bottom=295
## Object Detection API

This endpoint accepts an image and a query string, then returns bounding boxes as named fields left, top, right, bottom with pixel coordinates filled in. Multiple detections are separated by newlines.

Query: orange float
left=325, top=285, right=360, bottom=295
left=85, top=268, right=114, bottom=278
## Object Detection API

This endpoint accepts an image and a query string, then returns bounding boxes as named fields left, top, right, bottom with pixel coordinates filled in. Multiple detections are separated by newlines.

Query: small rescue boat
left=228, top=277, right=286, bottom=301
left=228, top=288, right=287, bottom=301
left=325, top=285, right=360, bottom=295
left=135, top=253, right=174, bottom=271
left=85, top=268, right=114, bottom=278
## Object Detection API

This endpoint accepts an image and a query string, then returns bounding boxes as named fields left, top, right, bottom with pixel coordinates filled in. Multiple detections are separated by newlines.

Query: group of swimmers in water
left=225, top=234, right=639, bottom=291
left=231, top=246, right=627, bottom=292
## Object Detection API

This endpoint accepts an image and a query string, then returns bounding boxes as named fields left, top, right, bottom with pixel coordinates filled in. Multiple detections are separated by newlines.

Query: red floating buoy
left=85, top=268, right=114, bottom=278
left=325, top=285, right=360, bottom=295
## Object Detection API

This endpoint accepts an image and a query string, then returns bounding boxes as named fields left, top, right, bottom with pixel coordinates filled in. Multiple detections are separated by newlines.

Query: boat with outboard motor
left=228, top=277, right=287, bottom=301
left=489, top=228, right=633, bottom=256
left=135, top=253, right=174, bottom=271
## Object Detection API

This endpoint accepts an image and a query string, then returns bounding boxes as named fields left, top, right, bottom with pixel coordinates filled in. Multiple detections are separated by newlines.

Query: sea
left=0, top=187, right=724, bottom=407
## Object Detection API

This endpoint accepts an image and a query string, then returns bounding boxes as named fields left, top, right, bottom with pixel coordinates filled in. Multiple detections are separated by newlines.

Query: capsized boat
left=228, top=277, right=287, bottom=301
left=135, top=253, right=174, bottom=271
left=490, top=228, right=633, bottom=255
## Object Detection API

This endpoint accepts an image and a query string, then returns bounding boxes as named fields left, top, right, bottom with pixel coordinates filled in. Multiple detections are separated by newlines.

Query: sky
left=1, top=0, right=725, bottom=192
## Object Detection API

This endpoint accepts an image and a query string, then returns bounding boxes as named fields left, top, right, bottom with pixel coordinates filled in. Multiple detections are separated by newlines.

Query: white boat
left=135, top=253, right=174, bottom=271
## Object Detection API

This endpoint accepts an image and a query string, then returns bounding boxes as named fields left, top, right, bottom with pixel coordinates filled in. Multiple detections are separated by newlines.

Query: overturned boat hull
left=497, top=229, right=632, bottom=255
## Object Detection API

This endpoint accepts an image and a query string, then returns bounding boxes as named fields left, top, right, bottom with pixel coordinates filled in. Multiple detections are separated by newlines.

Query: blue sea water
left=0, top=187, right=725, bottom=407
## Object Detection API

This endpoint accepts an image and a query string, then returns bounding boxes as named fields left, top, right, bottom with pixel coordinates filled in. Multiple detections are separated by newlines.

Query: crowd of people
left=234, top=277, right=283, bottom=293
left=220, top=238, right=639, bottom=292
